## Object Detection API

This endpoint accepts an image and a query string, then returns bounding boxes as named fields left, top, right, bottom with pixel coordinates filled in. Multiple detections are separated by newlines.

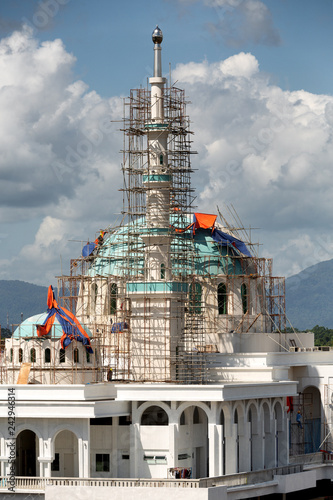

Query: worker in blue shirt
left=296, top=410, right=303, bottom=429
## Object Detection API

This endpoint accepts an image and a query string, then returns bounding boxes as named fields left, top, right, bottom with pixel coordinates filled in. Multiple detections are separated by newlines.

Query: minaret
left=142, top=26, right=172, bottom=280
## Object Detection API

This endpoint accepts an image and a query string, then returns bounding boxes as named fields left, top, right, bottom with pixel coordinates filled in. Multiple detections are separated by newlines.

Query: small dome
left=152, top=26, right=163, bottom=44
left=12, top=313, right=92, bottom=340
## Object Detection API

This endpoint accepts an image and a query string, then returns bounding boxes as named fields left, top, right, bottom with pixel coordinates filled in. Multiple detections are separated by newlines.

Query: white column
left=130, top=402, right=140, bottom=478
left=208, top=402, right=219, bottom=477
left=78, top=420, right=90, bottom=478
left=227, top=424, right=238, bottom=474
left=264, top=421, right=276, bottom=469
left=169, top=403, right=179, bottom=470
left=239, top=418, right=250, bottom=472
left=111, top=417, right=119, bottom=477
left=39, top=437, right=52, bottom=477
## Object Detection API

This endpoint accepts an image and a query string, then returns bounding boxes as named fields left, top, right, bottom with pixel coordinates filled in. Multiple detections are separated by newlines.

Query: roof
left=12, top=313, right=92, bottom=340
left=86, top=215, right=251, bottom=278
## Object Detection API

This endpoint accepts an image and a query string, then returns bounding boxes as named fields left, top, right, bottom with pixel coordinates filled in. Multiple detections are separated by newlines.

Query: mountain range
left=0, top=258, right=333, bottom=332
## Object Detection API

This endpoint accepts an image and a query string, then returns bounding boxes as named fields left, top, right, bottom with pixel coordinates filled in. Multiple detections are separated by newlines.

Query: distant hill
left=286, top=259, right=333, bottom=330
left=0, top=280, right=48, bottom=330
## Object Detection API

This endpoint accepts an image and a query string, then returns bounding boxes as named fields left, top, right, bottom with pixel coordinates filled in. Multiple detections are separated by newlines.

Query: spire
left=152, top=26, right=163, bottom=77
left=150, top=26, right=167, bottom=123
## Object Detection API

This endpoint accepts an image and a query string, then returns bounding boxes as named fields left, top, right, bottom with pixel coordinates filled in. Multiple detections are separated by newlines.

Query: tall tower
left=142, top=26, right=171, bottom=281
left=122, top=26, right=197, bottom=382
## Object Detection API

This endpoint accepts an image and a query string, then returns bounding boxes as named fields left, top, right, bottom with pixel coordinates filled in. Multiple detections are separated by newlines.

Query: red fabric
left=286, top=396, right=294, bottom=413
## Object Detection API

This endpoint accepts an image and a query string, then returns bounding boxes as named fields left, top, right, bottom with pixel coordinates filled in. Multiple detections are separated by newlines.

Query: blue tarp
left=111, top=322, right=129, bottom=333
left=82, top=242, right=96, bottom=257
left=211, top=228, right=252, bottom=257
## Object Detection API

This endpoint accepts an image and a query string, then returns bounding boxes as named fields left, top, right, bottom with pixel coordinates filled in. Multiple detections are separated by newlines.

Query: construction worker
left=107, top=367, right=113, bottom=382
left=296, top=410, right=303, bottom=429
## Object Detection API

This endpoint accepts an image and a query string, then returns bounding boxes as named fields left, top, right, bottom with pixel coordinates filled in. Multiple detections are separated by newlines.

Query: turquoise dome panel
left=13, top=313, right=92, bottom=340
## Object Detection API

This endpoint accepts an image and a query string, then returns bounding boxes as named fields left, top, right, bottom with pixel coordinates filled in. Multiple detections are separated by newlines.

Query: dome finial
left=152, top=25, right=163, bottom=44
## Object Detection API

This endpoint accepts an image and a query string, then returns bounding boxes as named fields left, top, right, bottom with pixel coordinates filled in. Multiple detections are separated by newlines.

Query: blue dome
left=87, top=215, right=249, bottom=278
left=13, top=313, right=92, bottom=340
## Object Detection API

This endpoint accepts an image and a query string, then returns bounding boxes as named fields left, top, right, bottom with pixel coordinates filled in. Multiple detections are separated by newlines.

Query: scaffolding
left=1, top=82, right=287, bottom=386
left=52, top=83, right=286, bottom=385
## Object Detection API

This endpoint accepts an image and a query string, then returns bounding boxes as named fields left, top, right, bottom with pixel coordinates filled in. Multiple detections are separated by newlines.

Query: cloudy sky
left=1, top=0, right=333, bottom=286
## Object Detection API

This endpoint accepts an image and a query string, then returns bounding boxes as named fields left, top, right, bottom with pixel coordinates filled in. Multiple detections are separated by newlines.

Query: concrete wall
left=45, top=485, right=227, bottom=500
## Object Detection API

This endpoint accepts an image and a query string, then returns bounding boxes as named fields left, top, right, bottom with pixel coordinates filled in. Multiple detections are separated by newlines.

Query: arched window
left=74, top=348, right=79, bottom=363
left=19, top=348, right=23, bottom=363
left=45, top=348, right=51, bottom=363
left=189, top=282, right=202, bottom=315
left=109, top=283, right=117, bottom=315
left=30, top=348, right=36, bottom=363
left=241, top=283, right=248, bottom=314
left=59, top=348, right=66, bottom=363
left=86, top=350, right=91, bottom=363
left=93, top=283, right=98, bottom=306
left=141, top=406, right=169, bottom=426
left=159, top=153, right=164, bottom=165
left=160, top=263, right=165, bottom=279
left=10, top=348, right=13, bottom=362
left=218, top=282, right=228, bottom=315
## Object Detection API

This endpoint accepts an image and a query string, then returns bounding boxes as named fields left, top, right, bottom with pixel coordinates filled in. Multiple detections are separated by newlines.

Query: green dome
left=87, top=216, right=248, bottom=278
left=13, top=313, right=92, bottom=340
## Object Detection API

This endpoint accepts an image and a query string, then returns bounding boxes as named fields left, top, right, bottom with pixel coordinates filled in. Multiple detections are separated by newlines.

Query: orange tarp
left=194, top=213, right=217, bottom=230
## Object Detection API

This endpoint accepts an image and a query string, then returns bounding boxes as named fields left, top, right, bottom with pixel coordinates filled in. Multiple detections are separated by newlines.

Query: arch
left=73, top=348, right=79, bottom=364
left=92, top=282, right=98, bottom=309
left=176, top=404, right=209, bottom=479
left=303, top=386, right=322, bottom=453
left=51, top=424, right=81, bottom=443
left=19, top=348, right=23, bottom=363
left=141, top=405, right=169, bottom=426
left=273, top=400, right=283, bottom=432
left=109, top=283, right=117, bottom=315
left=234, top=404, right=246, bottom=473
left=59, top=348, right=66, bottom=363
left=177, top=401, right=211, bottom=423
left=189, top=282, right=202, bottom=315
left=160, top=263, right=165, bottom=279
left=16, top=429, right=37, bottom=476
left=52, top=429, right=79, bottom=477
left=260, top=401, right=271, bottom=433
left=45, top=348, right=51, bottom=363
left=218, top=282, right=228, bottom=315
left=247, top=402, right=259, bottom=471
left=9, top=348, right=13, bottom=362
left=30, top=348, right=36, bottom=363
left=241, top=283, right=248, bottom=314
left=247, top=402, right=259, bottom=434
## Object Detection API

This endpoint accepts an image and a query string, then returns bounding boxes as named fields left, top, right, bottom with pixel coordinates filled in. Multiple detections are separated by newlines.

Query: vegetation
left=307, top=325, right=333, bottom=347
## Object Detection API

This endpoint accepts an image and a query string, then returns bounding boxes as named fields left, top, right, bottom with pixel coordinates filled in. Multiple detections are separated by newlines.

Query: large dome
left=86, top=215, right=250, bottom=278
left=13, top=313, right=92, bottom=340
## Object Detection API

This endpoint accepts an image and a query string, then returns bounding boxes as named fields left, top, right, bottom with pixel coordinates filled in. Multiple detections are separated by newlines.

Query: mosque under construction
left=1, top=26, right=333, bottom=500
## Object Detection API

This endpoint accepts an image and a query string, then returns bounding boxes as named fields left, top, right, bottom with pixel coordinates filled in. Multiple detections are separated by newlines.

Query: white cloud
left=0, top=26, right=123, bottom=284
left=173, top=55, right=333, bottom=277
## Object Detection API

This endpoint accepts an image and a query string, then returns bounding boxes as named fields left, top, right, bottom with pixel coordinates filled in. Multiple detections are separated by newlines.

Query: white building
left=1, top=27, right=333, bottom=500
